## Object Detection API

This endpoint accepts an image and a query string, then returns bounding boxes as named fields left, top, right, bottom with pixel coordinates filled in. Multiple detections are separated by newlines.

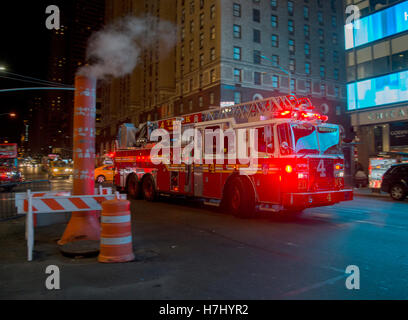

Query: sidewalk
left=353, top=188, right=390, bottom=199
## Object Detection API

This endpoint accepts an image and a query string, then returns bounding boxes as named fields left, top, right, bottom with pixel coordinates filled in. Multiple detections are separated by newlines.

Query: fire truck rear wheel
left=226, top=177, right=255, bottom=218
left=142, top=175, right=157, bottom=201
left=126, top=174, right=141, bottom=200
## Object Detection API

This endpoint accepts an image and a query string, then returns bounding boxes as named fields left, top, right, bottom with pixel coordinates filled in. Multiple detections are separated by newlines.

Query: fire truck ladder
left=200, top=94, right=313, bottom=123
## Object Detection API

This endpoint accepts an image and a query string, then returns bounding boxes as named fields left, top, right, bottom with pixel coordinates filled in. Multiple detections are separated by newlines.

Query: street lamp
left=260, top=55, right=292, bottom=95
left=0, top=66, right=6, bottom=71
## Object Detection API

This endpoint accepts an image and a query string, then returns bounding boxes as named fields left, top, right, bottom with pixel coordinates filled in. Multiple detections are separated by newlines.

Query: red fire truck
left=113, top=95, right=353, bottom=217
left=0, top=143, right=22, bottom=192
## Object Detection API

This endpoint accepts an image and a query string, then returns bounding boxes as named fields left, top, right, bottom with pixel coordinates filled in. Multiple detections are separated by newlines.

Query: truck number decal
left=317, top=160, right=326, bottom=178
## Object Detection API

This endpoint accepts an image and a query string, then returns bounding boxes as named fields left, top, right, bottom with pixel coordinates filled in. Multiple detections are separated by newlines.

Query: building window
left=318, top=29, right=324, bottom=43
left=199, top=73, right=203, bottom=87
left=181, top=27, right=185, bottom=41
left=271, top=0, right=277, bottom=10
left=290, top=79, right=296, bottom=92
left=233, top=24, right=241, bottom=38
left=210, top=48, right=215, bottom=61
left=210, top=69, right=216, bottom=83
left=199, top=96, right=203, bottom=108
left=200, top=13, right=204, bottom=29
left=288, top=1, right=294, bottom=15
left=190, top=0, right=195, bottom=14
left=333, top=50, right=339, bottom=64
left=210, top=5, right=216, bottom=19
left=305, top=62, right=311, bottom=75
left=234, top=68, right=242, bottom=82
left=189, top=100, right=193, bottom=111
left=272, top=75, right=279, bottom=88
left=319, top=47, right=325, bottom=61
left=200, top=33, right=204, bottom=48
left=190, top=20, right=194, bottom=33
left=331, top=16, right=337, bottom=28
left=334, top=86, right=340, bottom=98
left=305, top=80, right=311, bottom=93
left=304, top=6, right=309, bottom=19
left=271, top=34, right=279, bottom=47
left=271, top=15, right=278, bottom=28
left=272, top=55, right=279, bottom=67
left=289, top=59, right=296, bottom=72
left=254, top=72, right=262, bottom=85
left=304, top=24, right=310, bottom=39
left=234, top=91, right=242, bottom=104
left=189, top=59, right=194, bottom=72
left=190, top=40, right=194, bottom=53
left=253, top=29, right=261, bottom=43
left=317, top=11, right=323, bottom=25
left=253, top=50, right=261, bottom=64
left=210, top=92, right=215, bottom=105
left=189, top=79, right=193, bottom=92
left=332, top=33, right=338, bottom=45
left=233, top=46, right=241, bottom=60
left=334, top=68, right=339, bottom=80
left=253, top=9, right=260, bottom=22
left=288, top=20, right=294, bottom=34
left=304, top=43, right=310, bottom=57
left=288, top=39, right=295, bottom=54
left=180, top=103, right=184, bottom=113
left=233, top=3, right=241, bottom=17
left=320, top=66, right=325, bottom=78
left=199, top=53, right=204, bottom=67
left=200, top=0, right=204, bottom=10
left=210, top=26, right=216, bottom=40
left=336, top=105, right=342, bottom=116
left=320, top=83, right=326, bottom=95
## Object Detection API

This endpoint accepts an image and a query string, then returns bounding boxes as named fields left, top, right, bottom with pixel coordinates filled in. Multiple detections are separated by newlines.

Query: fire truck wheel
left=142, top=175, right=157, bottom=201
left=127, top=174, right=141, bottom=200
left=226, top=177, right=255, bottom=218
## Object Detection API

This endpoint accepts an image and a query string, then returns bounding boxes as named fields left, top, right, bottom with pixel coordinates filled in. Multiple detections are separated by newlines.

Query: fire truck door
left=184, top=164, right=193, bottom=193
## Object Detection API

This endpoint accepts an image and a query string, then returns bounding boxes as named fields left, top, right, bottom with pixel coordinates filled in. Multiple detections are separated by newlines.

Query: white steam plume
left=78, top=15, right=177, bottom=79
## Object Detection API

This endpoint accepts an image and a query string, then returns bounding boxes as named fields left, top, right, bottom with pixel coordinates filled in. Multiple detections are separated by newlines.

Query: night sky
left=0, top=1, right=53, bottom=143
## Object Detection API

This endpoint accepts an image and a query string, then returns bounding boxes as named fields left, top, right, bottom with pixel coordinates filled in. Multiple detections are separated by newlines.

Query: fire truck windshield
left=287, top=124, right=341, bottom=156
left=292, top=124, right=320, bottom=155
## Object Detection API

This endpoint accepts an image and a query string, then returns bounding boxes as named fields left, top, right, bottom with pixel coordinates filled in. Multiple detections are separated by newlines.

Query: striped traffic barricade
left=17, top=190, right=126, bottom=261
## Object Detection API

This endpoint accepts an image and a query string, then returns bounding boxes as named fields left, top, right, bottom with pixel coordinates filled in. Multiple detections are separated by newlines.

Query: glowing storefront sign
left=345, top=0, right=408, bottom=50
left=347, top=70, right=408, bottom=111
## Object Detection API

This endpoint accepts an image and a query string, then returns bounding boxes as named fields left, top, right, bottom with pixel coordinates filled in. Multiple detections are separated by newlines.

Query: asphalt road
left=0, top=168, right=407, bottom=299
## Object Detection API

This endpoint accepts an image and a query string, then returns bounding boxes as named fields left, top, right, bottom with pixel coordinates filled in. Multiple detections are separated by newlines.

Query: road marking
left=282, top=273, right=348, bottom=298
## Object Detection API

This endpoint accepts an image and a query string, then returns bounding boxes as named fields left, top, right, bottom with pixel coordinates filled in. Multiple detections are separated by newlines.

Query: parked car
left=94, top=165, right=114, bottom=184
left=0, top=166, right=23, bottom=192
left=381, top=164, right=408, bottom=201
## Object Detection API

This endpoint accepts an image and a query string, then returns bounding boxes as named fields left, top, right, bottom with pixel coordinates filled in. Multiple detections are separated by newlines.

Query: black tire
left=390, top=184, right=407, bottom=201
left=225, top=177, right=255, bottom=218
left=126, top=174, right=141, bottom=200
left=142, top=175, right=157, bottom=201
left=96, top=175, right=106, bottom=184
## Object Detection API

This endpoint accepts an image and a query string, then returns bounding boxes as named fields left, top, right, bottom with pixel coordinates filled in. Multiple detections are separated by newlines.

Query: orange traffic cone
left=98, top=199, right=135, bottom=263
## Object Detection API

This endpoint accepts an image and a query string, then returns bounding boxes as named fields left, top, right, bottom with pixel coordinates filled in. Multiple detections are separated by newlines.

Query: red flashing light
left=280, top=111, right=291, bottom=117
left=285, top=165, right=293, bottom=173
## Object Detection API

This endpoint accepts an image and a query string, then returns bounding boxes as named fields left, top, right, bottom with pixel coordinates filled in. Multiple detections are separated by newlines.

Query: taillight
left=334, top=163, right=344, bottom=178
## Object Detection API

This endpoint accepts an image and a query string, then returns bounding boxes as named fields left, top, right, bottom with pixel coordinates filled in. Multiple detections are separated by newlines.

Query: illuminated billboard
left=345, top=0, right=408, bottom=50
left=347, top=70, right=408, bottom=111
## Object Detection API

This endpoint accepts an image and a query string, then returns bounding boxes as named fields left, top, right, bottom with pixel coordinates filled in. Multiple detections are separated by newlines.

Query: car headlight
left=53, top=169, right=59, bottom=172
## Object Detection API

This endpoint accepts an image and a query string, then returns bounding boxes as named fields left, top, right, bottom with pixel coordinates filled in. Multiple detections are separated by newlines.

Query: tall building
left=344, top=0, right=408, bottom=170
left=42, top=0, right=105, bottom=158
left=100, top=0, right=349, bottom=152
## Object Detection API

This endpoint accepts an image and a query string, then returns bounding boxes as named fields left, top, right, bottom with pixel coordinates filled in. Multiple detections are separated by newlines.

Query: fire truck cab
left=113, top=95, right=353, bottom=217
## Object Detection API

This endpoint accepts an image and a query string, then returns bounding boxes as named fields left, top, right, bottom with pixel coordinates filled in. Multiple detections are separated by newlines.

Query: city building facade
left=344, top=0, right=408, bottom=171
left=100, top=0, right=349, bottom=152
